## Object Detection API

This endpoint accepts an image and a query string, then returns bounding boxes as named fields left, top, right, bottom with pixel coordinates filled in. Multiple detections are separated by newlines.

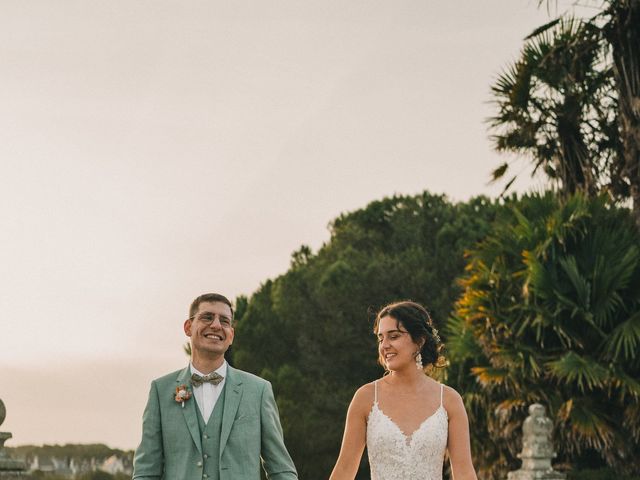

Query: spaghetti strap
left=440, top=384, right=444, bottom=407
left=374, top=380, right=378, bottom=403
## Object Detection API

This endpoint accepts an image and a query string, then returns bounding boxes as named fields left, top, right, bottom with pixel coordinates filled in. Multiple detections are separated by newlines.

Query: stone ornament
left=507, top=403, right=566, bottom=480
left=0, top=398, right=30, bottom=477
left=0, top=400, right=6, bottom=428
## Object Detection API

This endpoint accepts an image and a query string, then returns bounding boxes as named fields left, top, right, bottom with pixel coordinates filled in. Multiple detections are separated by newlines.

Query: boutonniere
left=175, top=384, right=192, bottom=408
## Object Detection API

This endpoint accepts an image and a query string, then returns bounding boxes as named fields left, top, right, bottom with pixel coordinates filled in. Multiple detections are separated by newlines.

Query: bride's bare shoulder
left=441, top=384, right=466, bottom=416
left=353, top=381, right=376, bottom=401
left=349, top=381, right=377, bottom=414
left=442, top=384, right=463, bottom=401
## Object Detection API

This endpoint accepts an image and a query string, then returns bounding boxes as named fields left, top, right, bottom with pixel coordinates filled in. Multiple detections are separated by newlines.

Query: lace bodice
left=366, top=381, right=448, bottom=480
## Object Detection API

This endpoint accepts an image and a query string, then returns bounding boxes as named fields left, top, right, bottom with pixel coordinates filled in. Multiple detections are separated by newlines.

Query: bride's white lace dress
left=366, top=382, right=448, bottom=480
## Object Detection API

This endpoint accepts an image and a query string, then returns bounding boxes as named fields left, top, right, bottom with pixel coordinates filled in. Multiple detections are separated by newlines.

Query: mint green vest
left=195, top=386, right=226, bottom=480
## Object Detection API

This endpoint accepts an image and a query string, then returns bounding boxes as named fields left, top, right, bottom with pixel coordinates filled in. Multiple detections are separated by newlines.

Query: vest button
left=204, top=454, right=209, bottom=459
left=203, top=475, right=209, bottom=479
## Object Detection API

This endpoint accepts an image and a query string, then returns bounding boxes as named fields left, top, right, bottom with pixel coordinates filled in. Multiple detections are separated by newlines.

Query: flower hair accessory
left=431, top=326, right=441, bottom=344
left=175, top=384, right=192, bottom=408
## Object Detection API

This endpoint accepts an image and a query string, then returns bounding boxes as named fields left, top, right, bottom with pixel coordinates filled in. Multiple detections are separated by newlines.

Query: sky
left=0, top=1, right=575, bottom=450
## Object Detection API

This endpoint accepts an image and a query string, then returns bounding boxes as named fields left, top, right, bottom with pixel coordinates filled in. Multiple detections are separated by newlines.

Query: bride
left=329, top=301, right=477, bottom=480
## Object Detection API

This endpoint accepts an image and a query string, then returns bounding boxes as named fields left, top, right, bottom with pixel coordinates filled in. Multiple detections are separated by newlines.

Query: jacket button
left=197, top=461, right=202, bottom=467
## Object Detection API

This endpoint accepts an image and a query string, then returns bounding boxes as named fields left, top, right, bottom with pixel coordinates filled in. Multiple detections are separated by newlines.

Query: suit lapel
left=177, top=366, right=203, bottom=455
left=219, top=366, right=243, bottom=457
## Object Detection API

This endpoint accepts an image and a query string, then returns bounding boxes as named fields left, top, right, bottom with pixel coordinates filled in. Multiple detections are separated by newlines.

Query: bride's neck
left=387, top=367, right=424, bottom=386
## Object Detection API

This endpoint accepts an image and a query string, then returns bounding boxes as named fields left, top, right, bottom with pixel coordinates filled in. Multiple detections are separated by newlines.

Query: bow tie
left=191, top=372, right=224, bottom=387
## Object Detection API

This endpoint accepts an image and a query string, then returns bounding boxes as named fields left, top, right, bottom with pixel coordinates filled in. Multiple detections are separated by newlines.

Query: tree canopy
left=447, top=192, right=640, bottom=479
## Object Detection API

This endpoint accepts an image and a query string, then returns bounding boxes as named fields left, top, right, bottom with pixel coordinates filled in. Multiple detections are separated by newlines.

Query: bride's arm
left=329, top=384, right=372, bottom=480
left=444, top=386, right=478, bottom=480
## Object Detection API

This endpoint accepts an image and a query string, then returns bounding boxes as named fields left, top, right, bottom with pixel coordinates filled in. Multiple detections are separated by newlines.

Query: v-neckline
left=372, top=403, right=445, bottom=444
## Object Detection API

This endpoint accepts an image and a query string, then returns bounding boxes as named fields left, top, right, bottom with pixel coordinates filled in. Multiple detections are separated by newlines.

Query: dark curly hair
left=373, top=300, right=444, bottom=369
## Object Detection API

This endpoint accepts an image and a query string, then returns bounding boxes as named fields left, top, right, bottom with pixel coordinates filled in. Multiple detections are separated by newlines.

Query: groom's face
left=184, top=301, right=235, bottom=358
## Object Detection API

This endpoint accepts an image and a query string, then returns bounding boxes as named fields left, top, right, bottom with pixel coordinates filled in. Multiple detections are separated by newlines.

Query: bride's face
left=377, top=315, right=420, bottom=371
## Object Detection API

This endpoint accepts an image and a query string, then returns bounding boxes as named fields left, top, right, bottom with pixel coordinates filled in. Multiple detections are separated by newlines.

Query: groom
left=133, top=293, right=298, bottom=480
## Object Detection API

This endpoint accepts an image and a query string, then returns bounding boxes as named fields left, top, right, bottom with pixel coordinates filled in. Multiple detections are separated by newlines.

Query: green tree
left=490, top=2, right=640, bottom=227
left=490, top=17, right=617, bottom=197
left=447, top=192, right=640, bottom=479
left=232, top=192, right=501, bottom=479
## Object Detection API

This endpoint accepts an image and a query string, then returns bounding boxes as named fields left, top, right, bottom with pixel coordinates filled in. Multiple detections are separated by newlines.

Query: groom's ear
left=183, top=319, right=193, bottom=337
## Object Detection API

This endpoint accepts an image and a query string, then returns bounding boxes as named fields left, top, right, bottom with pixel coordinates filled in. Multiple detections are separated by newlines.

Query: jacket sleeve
left=259, top=381, right=298, bottom=479
left=132, top=381, right=164, bottom=479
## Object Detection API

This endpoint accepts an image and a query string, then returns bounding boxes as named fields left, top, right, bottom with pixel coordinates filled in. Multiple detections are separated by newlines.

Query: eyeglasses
left=190, top=312, right=233, bottom=328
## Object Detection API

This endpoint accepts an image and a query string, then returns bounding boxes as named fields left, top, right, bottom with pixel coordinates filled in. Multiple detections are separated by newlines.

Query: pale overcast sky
left=1, top=1, right=569, bottom=449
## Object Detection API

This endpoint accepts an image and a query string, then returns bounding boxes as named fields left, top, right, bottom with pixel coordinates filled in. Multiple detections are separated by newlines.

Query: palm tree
left=490, top=1, right=640, bottom=228
left=447, top=193, right=640, bottom=479
left=602, top=0, right=640, bottom=225
left=490, top=18, right=617, bottom=197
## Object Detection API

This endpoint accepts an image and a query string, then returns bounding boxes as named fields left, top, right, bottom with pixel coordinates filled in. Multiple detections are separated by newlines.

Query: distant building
left=23, top=450, right=132, bottom=478
left=29, top=454, right=56, bottom=474
left=99, top=454, right=132, bottom=475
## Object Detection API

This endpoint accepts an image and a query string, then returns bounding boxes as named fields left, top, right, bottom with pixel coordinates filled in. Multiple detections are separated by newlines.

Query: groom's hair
left=189, top=293, right=234, bottom=319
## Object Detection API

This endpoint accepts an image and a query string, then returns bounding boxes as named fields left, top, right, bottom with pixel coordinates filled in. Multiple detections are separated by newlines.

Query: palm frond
left=470, top=366, right=510, bottom=387
left=526, top=17, right=563, bottom=40
left=565, top=398, right=616, bottom=450
left=606, top=310, right=640, bottom=361
left=491, top=162, right=509, bottom=181
left=546, top=351, right=609, bottom=391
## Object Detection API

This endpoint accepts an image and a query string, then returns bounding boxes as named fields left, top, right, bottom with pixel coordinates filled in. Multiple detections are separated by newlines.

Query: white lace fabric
left=366, top=382, right=448, bottom=480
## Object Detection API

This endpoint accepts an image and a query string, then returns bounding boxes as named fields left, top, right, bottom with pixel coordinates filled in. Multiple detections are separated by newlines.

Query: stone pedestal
left=0, top=399, right=32, bottom=479
left=507, top=404, right=566, bottom=480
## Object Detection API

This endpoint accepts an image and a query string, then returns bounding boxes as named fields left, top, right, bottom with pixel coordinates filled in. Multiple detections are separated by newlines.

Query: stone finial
left=0, top=400, right=6, bottom=428
left=507, top=403, right=566, bottom=480
left=0, top=398, right=30, bottom=477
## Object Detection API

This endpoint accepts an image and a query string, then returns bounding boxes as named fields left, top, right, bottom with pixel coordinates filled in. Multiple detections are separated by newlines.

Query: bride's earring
left=415, top=352, right=422, bottom=370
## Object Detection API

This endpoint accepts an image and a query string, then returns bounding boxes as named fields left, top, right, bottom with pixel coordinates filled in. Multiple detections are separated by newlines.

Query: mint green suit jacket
left=132, top=365, right=298, bottom=480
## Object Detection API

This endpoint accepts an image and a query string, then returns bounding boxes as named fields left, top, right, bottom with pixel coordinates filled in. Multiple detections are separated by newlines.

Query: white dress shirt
left=190, top=360, right=227, bottom=423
